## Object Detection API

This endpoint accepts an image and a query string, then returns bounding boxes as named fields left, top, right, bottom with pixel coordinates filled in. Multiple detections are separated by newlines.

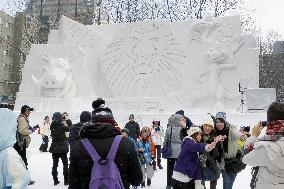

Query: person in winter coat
left=13, top=105, right=36, bottom=185
left=69, top=111, right=91, bottom=149
left=237, top=126, right=251, bottom=149
left=163, top=114, right=186, bottom=189
left=200, top=116, right=221, bottom=189
left=214, top=112, right=246, bottom=189
left=125, top=114, right=140, bottom=141
left=121, top=128, right=137, bottom=152
left=175, top=110, right=193, bottom=141
left=172, top=126, right=224, bottom=189
left=0, top=108, right=30, bottom=189
left=49, top=112, right=70, bottom=186
left=138, top=126, right=155, bottom=187
left=39, top=116, right=51, bottom=152
left=243, top=102, right=284, bottom=189
left=69, top=99, right=143, bottom=189
left=62, top=112, right=72, bottom=139
left=151, top=120, right=164, bottom=170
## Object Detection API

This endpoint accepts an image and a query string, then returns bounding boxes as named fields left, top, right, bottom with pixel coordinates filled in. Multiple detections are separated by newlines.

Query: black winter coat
left=69, top=122, right=85, bottom=149
left=124, top=121, right=140, bottom=141
left=69, top=123, right=143, bottom=189
left=49, top=121, right=69, bottom=154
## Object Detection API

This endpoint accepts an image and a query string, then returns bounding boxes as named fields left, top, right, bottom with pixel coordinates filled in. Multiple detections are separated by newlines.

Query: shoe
left=147, top=178, right=151, bottom=186
left=141, top=181, right=145, bottom=187
left=28, top=180, right=35, bottom=185
left=54, top=180, right=60, bottom=185
left=153, top=166, right=157, bottom=171
left=158, top=164, right=163, bottom=169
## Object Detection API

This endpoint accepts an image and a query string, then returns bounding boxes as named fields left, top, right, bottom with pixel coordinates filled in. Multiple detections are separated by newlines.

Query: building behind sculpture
left=0, top=11, right=39, bottom=105
left=272, top=41, right=284, bottom=54
left=27, top=0, right=96, bottom=43
left=0, top=11, right=15, bottom=101
left=260, top=41, right=284, bottom=102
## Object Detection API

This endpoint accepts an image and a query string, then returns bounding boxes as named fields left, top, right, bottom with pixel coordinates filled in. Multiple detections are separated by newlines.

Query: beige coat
left=219, top=125, right=242, bottom=169
left=40, top=121, right=50, bottom=136
left=17, top=115, right=32, bottom=147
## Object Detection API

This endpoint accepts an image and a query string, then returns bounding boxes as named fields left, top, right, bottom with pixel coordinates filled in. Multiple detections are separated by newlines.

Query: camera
left=261, top=121, right=268, bottom=127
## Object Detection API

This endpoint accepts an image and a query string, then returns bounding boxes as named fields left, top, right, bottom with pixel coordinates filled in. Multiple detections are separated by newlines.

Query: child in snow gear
left=138, top=126, right=155, bottom=187
left=151, top=120, right=164, bottom=170
left=39, top=116, right=50, bottom=152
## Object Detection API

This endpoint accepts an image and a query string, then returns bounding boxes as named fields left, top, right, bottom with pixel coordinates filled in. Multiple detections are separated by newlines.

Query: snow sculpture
left=187, top=18, right=249, bottom=110
left=99, top=22, right=185, bottom=98
left=14, top=16, right=259, bottom=113
left=31, top=57, right=77, bottom=98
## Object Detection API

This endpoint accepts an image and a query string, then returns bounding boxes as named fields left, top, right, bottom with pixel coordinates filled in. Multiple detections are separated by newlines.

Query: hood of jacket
left=170, top=114, right=183, bottom=127
left=80, top=123, right=121, bottom=139
left=0, top=109, right=17, bottom=151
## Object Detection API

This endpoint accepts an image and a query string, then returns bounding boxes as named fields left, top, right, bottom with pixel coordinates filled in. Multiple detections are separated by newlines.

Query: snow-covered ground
left=27, top=131, right=253, bottom=189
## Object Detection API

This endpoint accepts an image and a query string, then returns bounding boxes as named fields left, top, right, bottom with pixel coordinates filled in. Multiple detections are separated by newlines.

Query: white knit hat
left=202, top=116, right=214, bottom=128
left=187, top=126, right=202, bottom=137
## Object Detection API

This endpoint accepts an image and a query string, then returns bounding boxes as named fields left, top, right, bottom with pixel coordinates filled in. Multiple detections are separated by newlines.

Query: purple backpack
left=81, top=135, right=125, bottom=189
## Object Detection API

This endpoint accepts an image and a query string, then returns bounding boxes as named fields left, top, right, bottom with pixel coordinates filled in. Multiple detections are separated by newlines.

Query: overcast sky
left=0, top=0, right=284, bottom=38
left=246, top=0, right=284, bottom=37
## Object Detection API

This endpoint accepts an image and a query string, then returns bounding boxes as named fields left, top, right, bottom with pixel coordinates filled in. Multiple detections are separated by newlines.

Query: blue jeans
left=221, top=169, right=237, bottom=189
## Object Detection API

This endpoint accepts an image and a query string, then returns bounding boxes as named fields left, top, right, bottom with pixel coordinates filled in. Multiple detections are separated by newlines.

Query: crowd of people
left=0, top=99, right=284, bottom=189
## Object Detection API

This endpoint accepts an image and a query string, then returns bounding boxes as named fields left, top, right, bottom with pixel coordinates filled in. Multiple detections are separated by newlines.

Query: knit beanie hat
left=80, top=111, right=91, bottom=123
left=170, top=114, right=183, bottom=127
left=121, top=128, right=129, bottom=135
left=216, top=112, right=226, bottom=122
left=91, top=98, right=115, bottom=125
left=187, top=126, right=202, bottom=137
left=202, top=116, right=214, bottom=128
left=52, top=112, right=62, bottom=122
left=92, top=98, right=105, bottom=110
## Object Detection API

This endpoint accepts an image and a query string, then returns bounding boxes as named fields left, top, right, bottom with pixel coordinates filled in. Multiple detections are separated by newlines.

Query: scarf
left=214, top=123, right=230, bottom=162
left=260, top=120, right=284, bottom=141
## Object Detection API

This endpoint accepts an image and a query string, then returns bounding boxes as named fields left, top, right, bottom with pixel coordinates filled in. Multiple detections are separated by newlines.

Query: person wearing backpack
left=137, top=126, right=155, bottom=187
left=69, top=99, right=143, bottom=189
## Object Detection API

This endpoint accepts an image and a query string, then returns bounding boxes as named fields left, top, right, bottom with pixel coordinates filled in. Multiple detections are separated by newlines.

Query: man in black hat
left=14, top=105, right=37, bottom=185
left=125, top=114, right=140, bottom=142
